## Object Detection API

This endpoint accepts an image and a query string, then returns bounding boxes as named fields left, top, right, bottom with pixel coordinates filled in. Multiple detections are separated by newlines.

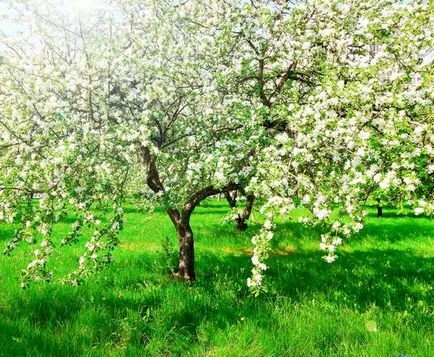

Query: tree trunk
left=175, top=219, right=195, bottom=280
left=224, top=191, right=237, bottom=209
left=166, top=209, right=196, bottom=281
left=235, top=216, right=248, bottom=231
left=162, top=184, right=240, bottom=281
left=142, top=145, right=240, bottom=282
left=377, top=200, right=383, bottom=218
left=235, top=194, right=255, bottom=231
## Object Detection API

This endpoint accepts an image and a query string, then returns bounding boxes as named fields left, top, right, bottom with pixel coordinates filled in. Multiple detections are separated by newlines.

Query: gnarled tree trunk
left=235, top=194, right=255, bottom=231
left=143, top=140, right=242, bottom=280
left=163, top=185, right=240, bottom=281
left=224, top=191, right=237, bottom=209
left=166, top=209, right=195, bottom=280
left=175, top=218, right=195, bottom=280
left=377, top=199, right=383, bottom=218
left=225, top=189, right=255, bottom=231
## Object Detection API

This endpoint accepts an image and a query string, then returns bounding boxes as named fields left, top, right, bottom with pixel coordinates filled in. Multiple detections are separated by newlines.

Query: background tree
left=224, top=189, right=256, bottom=231
left=175, top=0, right=433, bottom=291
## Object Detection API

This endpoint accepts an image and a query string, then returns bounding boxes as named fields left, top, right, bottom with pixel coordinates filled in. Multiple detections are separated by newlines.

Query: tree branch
left=183, top=182, right=240, bottom=220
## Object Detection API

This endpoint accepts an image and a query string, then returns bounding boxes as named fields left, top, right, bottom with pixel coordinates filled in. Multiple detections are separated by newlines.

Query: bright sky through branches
left=63, top=0, right=103, bottom=12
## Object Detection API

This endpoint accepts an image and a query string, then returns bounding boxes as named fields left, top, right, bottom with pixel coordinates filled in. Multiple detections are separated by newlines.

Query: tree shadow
left=354, top=222, right=432, bottom=243
left=366, top=211, right=428, bottom=219
left=268, top=216, right=433, bottom=245
left=0, top=319, right=73, bottom=356
left=1, top=207, right=433, bottom=355
left=1, top=243, right=432, bottom=355
left=197, top=247, right=434, bottom=310
left=0, top=226, right=16, bottom=242
left=192, top=209, right=232, bottom=216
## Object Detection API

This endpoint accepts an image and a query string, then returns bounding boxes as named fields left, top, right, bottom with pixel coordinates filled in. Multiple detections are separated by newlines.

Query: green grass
left=0, top=200, right=433, bottom=356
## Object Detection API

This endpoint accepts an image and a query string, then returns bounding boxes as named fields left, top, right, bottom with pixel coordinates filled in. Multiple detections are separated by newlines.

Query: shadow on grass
left=267, top=217, right=432, bottom=245
left=353, top=221, right=432, bottom=243
left=365, top=211, right=429, bottom=219
left=191, top=209, right=232, bottom=216
left=0, top=226, right=16, bottom=242
left=1, top=208, right=433, bottom=355
left=0, top=319, right=68, bottom=356
left=2, top=243, right=432, bottom=355
left=197, top=247, right=434, bottom=309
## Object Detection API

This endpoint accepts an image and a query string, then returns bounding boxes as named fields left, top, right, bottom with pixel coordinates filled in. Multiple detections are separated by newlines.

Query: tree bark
left=224, top=191, right=237, bottom=209
left=163, top=184, right=240, bottom=281
left=175, top=218, right=195, bottom=280
left=377, top=199, right=383, bottom=218
left=235, top=194, right=255, bottom=231
left=225, top=189, right=255, bottom=231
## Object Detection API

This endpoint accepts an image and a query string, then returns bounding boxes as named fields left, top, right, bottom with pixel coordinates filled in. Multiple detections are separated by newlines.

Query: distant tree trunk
left=235, top=216, right=248, bottom=231
left=377, top=199, right=383, bottom=218
left=224, top=191, right=237, bottom=208
left=235, top=194, right=255, bottom=231
left=225, top=189, right=255, bottom=231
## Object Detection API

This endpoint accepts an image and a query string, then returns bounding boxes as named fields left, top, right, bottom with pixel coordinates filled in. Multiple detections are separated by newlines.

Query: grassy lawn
left=0, top=200, right=433, bottom=356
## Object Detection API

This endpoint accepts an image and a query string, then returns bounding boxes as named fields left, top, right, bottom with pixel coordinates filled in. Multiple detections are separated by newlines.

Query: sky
left=0, top=1, right=432, bottom=63
left=0, top=3, right=18, bottom=35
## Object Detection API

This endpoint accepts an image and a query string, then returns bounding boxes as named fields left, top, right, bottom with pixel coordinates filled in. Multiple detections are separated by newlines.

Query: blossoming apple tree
left=0, top=0, right=432, bottom=291
left=0, top=0, right=264, bottom=285
left=176, top=0, right=433, bottom=291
